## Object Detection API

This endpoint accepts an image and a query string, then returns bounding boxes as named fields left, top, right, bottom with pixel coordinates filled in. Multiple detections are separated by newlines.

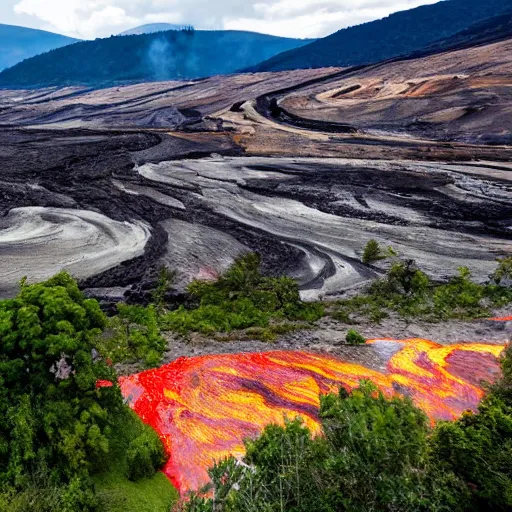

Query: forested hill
left=0, top=30, right=312, bottom=88
left=422, top=12, right=512, bottom=54
left=0, top=24, right=78, bottom=70
left=251, top=0, right=512, bottom=72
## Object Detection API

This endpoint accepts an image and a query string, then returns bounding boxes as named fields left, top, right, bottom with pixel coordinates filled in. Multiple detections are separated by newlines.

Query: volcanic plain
left=0, top=36, right=511, bottom=341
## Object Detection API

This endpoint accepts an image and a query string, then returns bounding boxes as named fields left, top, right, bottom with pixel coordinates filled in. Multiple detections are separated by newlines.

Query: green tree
left=432, top=344, right=512, bottom=511
left=162, top=253, right=323, bottom=337
left=0, top=273, right=167, bottom=510
left=362, top=239, right=385, bottom=264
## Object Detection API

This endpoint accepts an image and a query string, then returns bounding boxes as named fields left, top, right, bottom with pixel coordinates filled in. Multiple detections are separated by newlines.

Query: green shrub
left=346, top=329, right=366, bottom=345
left=493, top=256, right=512, bottom=285
left=370, top=260, right=430, bottom=297
left=182, top=382, right=468, bottom=512
left=0, top=273, right=172, bottom=511
left=331, top=259, right=512, bottom=325
left=432, top=267, right=486, bottom=319
left=160, top=254, right=323, bottom=337
left=99, top=304, right=166, bottom=367
left=0, top=475, right=97, bottom=512
left=0, top=273, right=122, bottom=509
left=362, top=239, right=385, bottom=264
left=431, top=344, right=512, bottom=511
left=126, top=429, right=166, bottom=482
left=152, top=266, right=176, bottom=311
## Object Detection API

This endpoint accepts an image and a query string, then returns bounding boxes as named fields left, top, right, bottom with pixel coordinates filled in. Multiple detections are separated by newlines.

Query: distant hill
left=0, top=24, right=79, bottom=71
left=252, top=0, right=512, bottom=72
left=119, top=23, right=194, bottom=36
left=0, top=30, right=312, bottom=88
left=422, top=12, right=512, bottom=53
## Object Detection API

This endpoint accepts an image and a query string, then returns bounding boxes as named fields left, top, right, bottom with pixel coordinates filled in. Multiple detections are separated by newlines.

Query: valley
left=0, top=15, right=511, bottom=510
left=0, top=35, right=511, bottom=303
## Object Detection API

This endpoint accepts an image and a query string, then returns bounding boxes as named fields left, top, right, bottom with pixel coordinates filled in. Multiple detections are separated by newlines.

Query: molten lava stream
left=119, top=339, right=505, bottom=494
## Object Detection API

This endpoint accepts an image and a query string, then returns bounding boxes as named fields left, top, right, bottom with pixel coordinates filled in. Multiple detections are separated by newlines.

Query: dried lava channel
left=0, top=128, right=306, bottom=298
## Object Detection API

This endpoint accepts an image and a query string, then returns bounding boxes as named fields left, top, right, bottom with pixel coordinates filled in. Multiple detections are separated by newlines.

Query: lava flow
left=119, top=339, right=505, bottom=494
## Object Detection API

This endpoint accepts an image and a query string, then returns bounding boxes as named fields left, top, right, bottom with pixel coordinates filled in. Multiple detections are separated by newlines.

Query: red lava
left=118, top=339, right=505, bottom=494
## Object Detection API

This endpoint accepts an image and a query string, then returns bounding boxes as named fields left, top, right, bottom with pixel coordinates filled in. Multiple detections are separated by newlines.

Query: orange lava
left=119, top=339, right=504, bottom=494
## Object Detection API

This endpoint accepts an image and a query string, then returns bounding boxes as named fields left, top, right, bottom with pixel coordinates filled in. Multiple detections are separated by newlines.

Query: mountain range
left=252, top=0, right=512, bottom=71
left=0, top=23, right=78, bottom=71
left=1, top=0, right=511, bottom=88
left=0, top=30, right=312, bottom=87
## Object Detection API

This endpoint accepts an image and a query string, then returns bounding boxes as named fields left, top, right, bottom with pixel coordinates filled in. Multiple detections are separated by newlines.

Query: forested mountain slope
left=0, top=29, right=312, bottom=87
left=252, top=0, right=512, bottom=71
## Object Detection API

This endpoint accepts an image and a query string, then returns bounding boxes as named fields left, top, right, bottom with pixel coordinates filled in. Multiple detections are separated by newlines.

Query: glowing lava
left=119, top=339, right=505, bottom=494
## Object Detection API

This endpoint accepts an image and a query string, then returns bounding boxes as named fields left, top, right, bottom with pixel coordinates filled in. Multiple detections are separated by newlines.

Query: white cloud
left=12, top=0, right=441, bottom=39
left=14, top=0, right=139, bottom=38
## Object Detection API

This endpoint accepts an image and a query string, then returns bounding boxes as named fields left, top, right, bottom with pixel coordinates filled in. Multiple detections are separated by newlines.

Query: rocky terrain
left=0, top=35, right=510, bottom=318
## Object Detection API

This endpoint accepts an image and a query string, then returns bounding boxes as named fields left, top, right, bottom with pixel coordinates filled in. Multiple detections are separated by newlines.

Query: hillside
left=422, top=12, right=512, bottom=53
left=0, top=29, right=312, bottom=88
left=252, top=0, right=512, bottom=71
left=0, top=23, right=78, bottom=70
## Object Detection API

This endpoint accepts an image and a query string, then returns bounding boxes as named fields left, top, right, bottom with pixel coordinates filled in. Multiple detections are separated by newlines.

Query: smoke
left=146, top=31, right=200, bottom=80
left=147, top=37, right=173, bottom=80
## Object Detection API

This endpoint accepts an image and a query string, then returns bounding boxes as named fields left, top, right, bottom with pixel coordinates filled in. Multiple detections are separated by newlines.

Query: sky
left=1, top=0, right=442, bottom=40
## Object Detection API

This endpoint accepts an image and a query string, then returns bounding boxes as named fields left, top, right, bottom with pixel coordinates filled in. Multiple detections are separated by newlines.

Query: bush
left=0, top=273, right=170, bottom=511
left=371, top=260, right=431, bottom=297
left=0, top=475, right=97, bottom=512
left=362, top=239, right=385, bottom=264
left=331, top=260, right=512, bottom=324
left=346, top=329, right=366, bottom=345
left=152, top=266, right=176, bottom=311
left=182, top=382, right=467, bottom=512
left=161, top=254, right=323, bottom=336
left=99, top=304, right=166, bottom=367
left=432, top=344, right=512, bottom=511
left=432, top=267, right=486, bottom=319
left=493, top=256, right=512, bottom=285
left=125, top=429, right=167, bottom=482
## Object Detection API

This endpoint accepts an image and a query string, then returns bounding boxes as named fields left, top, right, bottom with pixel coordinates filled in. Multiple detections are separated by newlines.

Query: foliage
left=125, top=428, right=167, bottom=481
left=0, top=29, right=311, bottom=87
left=0, top=273, right=171, bottom=511
left=98, top=304, right=166, bottom=368
left=345, top=329, right=366, bottom=345
left=152, top=266, right=176, bottom=312
left=161, top=254, right=323, bottom=336
left=362, top=239, right=385, bottom=264
left=182, top=382, right=467, bottom=512
left=331, top=261, right=512, bottom=325
left=0, top=473, right=97, bottom=512
left=432, top=344, right=512, bottom=511
left=0, top=273, right=116, bottom=488
left=493, top=256, right=512, bottom=285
